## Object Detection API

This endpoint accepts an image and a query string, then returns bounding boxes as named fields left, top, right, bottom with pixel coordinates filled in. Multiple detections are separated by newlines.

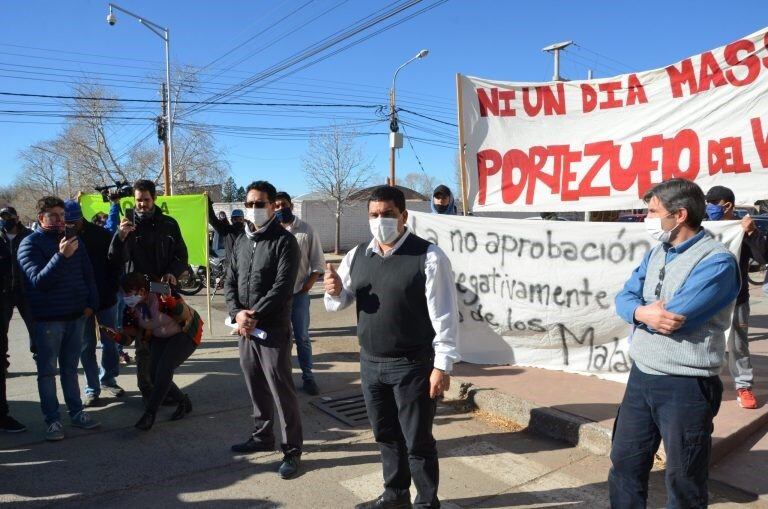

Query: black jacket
left=80, top=219, right=123, bottom=310
left=0, top=224, right=32, bottom=295
left=108, top=207, right=188, bottom=280
left=208, top=200, right=245, bottom=262
left=739, top=231, right=768, bottom=304
left=225, top=216, right=299, bottom=336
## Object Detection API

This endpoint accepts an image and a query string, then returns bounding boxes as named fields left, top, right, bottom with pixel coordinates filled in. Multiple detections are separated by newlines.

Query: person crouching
left=106, top=272, right=203, bottom=430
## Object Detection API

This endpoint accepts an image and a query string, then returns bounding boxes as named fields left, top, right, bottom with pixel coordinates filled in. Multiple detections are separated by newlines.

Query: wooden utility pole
left=160, top=82, right=172, bottom=195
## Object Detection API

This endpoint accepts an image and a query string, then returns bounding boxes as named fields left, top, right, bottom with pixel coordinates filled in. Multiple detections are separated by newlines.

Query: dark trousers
left=1, top=290, right=35, bottom=368
left=361, top=356, right=439, bottom=509
left=0, top=291, right=34, bottom=417
left=609, top=365, right=723, bottom=509
left=238, top=331, right=303, bottom=454
left=145, top=333, right=197, bottom=414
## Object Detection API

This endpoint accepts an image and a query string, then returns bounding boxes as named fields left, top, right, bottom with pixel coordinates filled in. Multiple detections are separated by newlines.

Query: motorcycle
left=176, top=257, right=227, bottom=296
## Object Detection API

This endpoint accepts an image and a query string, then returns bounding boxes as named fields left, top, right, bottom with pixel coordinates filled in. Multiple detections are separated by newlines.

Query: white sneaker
left=71, top=411, right=100, bottom=430
left=45, top=421, right=65, bottom=441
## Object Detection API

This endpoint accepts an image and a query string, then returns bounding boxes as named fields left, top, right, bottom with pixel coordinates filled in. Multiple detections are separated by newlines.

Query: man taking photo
left=18, top=196, right=101, bottom=441
left=109, top=179, right=188, bottom=404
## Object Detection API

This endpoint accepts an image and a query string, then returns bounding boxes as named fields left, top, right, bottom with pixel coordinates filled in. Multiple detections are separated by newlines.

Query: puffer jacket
left=225, top=215, right=299, bottom=338
left=17, top=227, right=98, bottom=321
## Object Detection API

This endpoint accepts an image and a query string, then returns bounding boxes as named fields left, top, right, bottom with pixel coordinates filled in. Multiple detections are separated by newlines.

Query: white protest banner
left=408, top=211, right=743, bottom=382
left=458, top=27, right=768, bottom=213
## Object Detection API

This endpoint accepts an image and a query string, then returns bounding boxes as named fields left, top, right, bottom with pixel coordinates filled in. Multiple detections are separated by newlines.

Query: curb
left=445, top=378, right=614, bottom=456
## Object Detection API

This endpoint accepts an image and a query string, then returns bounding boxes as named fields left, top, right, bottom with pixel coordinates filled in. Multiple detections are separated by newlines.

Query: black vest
left=350, top=233, right=436, bottom=359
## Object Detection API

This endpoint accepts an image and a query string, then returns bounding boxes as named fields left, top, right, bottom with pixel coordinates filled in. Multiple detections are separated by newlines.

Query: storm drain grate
left=310, top=391, right=369, bottom=427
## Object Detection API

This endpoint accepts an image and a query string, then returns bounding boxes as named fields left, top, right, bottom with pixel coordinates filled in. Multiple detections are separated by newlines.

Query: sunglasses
left=654, top=266, right=665, bottom=299
left=244, top=200, right=269, bottom=209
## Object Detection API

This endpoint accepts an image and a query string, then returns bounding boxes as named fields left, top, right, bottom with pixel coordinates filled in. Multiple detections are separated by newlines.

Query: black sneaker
left=354, top=494, right=413, bottom=509
left=278, top=452, right=301, bottom=479
left=83, top=393, right=100, bottom=407
left=302, top=379, right=320, bottom=396
left=100, top=384, right=125, bottom=397
left=0, top=415, right=27, bottom=433
left=231, top=438, right=275, bottom=453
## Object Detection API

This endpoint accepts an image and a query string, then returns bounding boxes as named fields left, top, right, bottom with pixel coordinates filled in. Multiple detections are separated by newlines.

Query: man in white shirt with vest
left=325, top=186, right=459, bottom=509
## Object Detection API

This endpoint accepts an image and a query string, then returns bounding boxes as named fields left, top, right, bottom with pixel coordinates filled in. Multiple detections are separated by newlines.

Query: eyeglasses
left=244, top=200, right=269, bottom=209
left=654, top=266, right=666, bottom=299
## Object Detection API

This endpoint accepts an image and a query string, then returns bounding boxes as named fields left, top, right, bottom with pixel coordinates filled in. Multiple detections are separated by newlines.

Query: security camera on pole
left=388, top=49, right=428, bottom=187
left=106, top=3, right=174, bottom=195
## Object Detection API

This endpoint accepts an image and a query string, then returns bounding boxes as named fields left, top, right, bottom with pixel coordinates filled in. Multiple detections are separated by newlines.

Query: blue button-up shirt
left=615, top=229, right=740, bottom=334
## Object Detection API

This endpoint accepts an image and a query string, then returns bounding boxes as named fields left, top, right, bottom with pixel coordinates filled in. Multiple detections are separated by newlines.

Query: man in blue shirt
left=704, top=185, right=768, bottom=410
left=609, top=179, right=739, bottom=508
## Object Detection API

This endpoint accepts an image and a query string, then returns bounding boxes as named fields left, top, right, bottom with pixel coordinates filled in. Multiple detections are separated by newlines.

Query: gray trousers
left=239, top=331, right=303, bottom=454
left=728, top=302, right=753, bottom=389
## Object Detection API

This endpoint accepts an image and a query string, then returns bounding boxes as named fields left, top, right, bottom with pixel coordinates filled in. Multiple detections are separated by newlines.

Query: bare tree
left=302, top=125, right=373, bottom=254
left=15, top=83, right=230, bottom=201
left=402, top=172, right=437, bottom=198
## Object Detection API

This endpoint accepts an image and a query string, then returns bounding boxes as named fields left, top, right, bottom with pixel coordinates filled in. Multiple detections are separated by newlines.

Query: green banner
left=79, top=194, right=208, bottom=266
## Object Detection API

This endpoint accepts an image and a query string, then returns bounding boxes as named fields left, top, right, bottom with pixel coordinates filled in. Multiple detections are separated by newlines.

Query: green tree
left=235, top=186, right=247, bottom=202
left=221, top=176, right=238, bottom=202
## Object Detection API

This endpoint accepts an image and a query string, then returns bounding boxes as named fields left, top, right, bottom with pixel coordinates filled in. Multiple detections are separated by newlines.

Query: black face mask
left=434, top=204, right=449, bottom=213
left=0, top=218, right=16, bottom=232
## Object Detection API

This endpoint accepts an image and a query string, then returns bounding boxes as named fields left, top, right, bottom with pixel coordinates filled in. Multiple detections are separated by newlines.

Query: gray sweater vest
left=630, top=232, right=734, bottom=377
left=350, top=234, right=436, bottom=359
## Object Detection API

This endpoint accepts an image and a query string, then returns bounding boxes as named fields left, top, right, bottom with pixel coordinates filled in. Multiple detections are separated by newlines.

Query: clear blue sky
left=1, top=1, right=766, bottom=197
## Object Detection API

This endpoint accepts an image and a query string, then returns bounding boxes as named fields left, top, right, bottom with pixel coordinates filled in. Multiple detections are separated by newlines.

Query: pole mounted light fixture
left=388, top=49, right=429, bottom=187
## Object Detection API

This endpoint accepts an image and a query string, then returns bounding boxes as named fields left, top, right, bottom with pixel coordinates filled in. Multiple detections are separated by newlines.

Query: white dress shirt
left=324, top=229, right=461, bottom=372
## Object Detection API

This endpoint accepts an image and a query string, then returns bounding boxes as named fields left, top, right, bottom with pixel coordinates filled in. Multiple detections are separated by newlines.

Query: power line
left=0, top=91, right=381, bottom=108
left=398, top=108, right=456, bottom=127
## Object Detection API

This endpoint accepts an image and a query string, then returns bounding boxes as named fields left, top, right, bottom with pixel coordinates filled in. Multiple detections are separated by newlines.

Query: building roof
left=349, top=185, right=427, bottom=201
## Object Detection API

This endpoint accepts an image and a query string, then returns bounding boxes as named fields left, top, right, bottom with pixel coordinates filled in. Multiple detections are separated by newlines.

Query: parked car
left=617, top=213, right=647, bottom=222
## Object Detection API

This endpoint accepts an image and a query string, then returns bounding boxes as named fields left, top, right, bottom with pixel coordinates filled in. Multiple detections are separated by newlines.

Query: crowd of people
left=0, top=176, right=765, bottom=507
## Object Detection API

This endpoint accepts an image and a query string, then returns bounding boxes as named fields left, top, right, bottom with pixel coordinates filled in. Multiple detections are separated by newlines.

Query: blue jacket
left=17, top=227, right=99, bottom=321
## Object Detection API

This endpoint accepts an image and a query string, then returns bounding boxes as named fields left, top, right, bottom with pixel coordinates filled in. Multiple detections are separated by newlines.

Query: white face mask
left=369, top=217, right=401, bottom=245
left=644, top=214, right=679, bottom=243
left=245, top=207, right=269, bottom=227
left=123, top=294, right=143, bottom=308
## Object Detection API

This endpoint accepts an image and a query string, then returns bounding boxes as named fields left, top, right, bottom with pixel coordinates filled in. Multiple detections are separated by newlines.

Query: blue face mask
left=275, top=208, right=294, bottom=224
left=706, top=203, right=725, bottom=221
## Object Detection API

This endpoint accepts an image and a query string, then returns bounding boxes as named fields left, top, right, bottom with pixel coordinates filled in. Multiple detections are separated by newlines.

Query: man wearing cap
left=0, top=206, right=32, bottom=432
left=705, top=185, right=768, bottom=409
left=18, top=196, right=101, bottom=440
left=65, top=200, right=125, bottom=407
left=274, top=191, right=325, bottom=395
left=0, top=206, right=34, bottom=364
left=208, top=198, right=246, bottom=264
left=430, top=185, right=458, bottom=215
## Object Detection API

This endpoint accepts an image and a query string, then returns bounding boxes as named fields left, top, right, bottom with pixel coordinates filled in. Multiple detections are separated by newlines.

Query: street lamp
left=389, top=49, right=429, bottom=187
left=106, top=3, right=174, bottom=195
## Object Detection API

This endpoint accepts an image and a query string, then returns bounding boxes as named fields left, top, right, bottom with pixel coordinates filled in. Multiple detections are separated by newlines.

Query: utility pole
left=543, top=40, right=573, bottom=81
left=159, top=82, right=171, bottom=195
left=389, top=88, right=401, bottom=187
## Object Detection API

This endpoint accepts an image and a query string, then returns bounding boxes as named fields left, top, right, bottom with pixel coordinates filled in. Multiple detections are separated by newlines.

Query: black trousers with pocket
left=608, top=365, right=723, bottom=509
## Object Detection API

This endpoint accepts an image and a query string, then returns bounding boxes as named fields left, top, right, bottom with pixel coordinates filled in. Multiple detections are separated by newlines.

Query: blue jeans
left=290, top=292, right=314, bottom=382
left=33, top=317, right=87, bottom=424
left=609, top=365, right=722, bottom=508
left=80, top=304, right=120, bottom=395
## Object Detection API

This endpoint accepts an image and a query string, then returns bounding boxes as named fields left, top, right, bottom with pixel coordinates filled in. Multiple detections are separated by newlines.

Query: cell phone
left=149, top=281, right=171, bottom=295
left=124, top=207, right=134, bottom=223
left=64, top=224, right=77, bottom=240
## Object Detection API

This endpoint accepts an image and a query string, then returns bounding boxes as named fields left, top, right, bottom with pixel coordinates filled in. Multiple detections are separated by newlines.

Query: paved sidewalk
left=1, top=270, right=766, bottom=506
